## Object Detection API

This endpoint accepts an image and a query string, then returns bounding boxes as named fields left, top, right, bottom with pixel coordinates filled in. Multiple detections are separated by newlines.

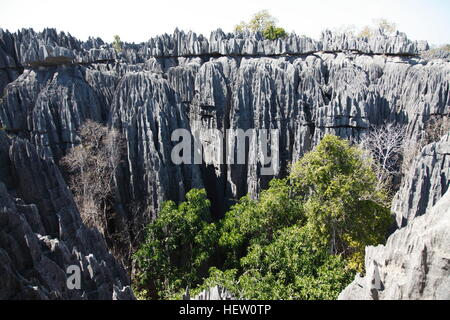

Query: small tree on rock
left=113, top=35, right=123, bottom=53
left=61, top=120, right=124, bottom=235
left=360, top=123, right=405, bottom=193
left=234, top=10, right=287, bottom=40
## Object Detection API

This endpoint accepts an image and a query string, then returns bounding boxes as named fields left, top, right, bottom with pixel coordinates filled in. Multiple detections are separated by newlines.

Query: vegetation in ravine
left=133, top=135, right=393, bottom=300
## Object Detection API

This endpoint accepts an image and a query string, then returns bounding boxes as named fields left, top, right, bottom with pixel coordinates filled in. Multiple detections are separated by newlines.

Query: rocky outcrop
left=421, top=48, right=450, bottom=61
left=321, top=29, right=429, bottom=55
left=0, top=26, right=431, bottom=96
left=132, top=28, right=428, bottom=58
left=0, top=131, right=134, bottom=299
left=0, top=27, right=428, bottom=69
left=393, top=134, right=450, bottom=228
left=338, top=186, right=450, bottom=300
left=0, top=67, right=106, bottom=159
left=110, top=71, right=203, bottom=219
left=0, top=29, right=21, bottom=95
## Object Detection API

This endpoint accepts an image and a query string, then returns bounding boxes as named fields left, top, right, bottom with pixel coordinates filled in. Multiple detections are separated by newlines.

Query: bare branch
left=360, top=123, right=405, bottom=192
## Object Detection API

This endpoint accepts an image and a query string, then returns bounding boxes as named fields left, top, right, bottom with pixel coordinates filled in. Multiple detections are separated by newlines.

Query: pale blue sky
left=0, top=0, right=449, bottom=45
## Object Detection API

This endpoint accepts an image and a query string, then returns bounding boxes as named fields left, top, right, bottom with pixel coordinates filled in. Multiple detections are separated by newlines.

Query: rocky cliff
left=393, top=134, right=450, bottom=228
left=0, top=131, right=134, bottom=299
left=1, top=28, right=447, bottom=217
left=0, top=27, right=448, bottom=299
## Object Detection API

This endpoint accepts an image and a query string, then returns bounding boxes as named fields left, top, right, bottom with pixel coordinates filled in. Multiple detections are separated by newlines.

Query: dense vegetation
left=133, top=135, right=393, bottom=300
left=133, top=189, right=219, bottom=299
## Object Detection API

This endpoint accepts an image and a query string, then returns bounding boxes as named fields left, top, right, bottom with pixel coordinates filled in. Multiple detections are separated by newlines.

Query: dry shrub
left=360, top=123, right=405, bottom=193
left=61, top=120, right=124, bottom=233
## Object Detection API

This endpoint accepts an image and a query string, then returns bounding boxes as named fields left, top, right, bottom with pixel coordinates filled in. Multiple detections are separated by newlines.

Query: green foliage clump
left=134, top=135, right=392, bottom=300
left=197, top=225, right=353, bottom=300
left=263, top=25, right=287, bottom=41
left=219, top=178, right=304, bottom=269
left=289, top=135, right=391, bottom=271
left=234, top=10, right=287, bottom=40
left=133, top=189, right=219, bottom=299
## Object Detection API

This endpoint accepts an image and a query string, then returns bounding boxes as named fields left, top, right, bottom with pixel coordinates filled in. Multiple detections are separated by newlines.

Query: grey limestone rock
left=393, top=134, right=450, bottom=228
left=110, top=71, right=203, bottom=219
left=321, top=29, right=428, bottom=55
left=339, top=186, right=450, bottom=300
left=0, top=131, right=134, bottom=299
left=0, top=32, right=448, bottom=217
left=0, top=27, right=447, bottom=300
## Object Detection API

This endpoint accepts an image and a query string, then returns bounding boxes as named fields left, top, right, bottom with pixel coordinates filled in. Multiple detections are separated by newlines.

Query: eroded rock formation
left=0, top=132, right=134, bottom=299
left=2, top=28, right=447, bottom=216
left=0, top=27, right=448, bottom=300
left=393, top=134, right=450, bottom=228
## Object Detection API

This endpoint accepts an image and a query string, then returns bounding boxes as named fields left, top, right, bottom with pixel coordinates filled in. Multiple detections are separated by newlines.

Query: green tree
left=289, top=135, right=392, bottom=271
left=203, top=135, right=391, bottom=299
left=133, top=189, right=219, bottom=299
left=219, top=178, right=304, bottom=269
left=112, top=34, right=123, bottom=53
left=234, top=10, right=287, bottom=40
left=234, top=10, right=276, bottom=33
left=248, top=10, right=276, bottom=32
left=374, top=18, right=397, bottom=35
left=358, top=26, right=373, bottom=38
left=203, top=225, right=353, bottom=300
left=134, top=135, right=392, bottom=300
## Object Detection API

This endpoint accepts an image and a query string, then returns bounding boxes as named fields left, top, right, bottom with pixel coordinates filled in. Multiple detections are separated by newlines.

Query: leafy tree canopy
left=134, top=135, right=392, bottom=300
left=234, top=10, right=287, bottom=40
left=133, top=189, right=219, bottom=299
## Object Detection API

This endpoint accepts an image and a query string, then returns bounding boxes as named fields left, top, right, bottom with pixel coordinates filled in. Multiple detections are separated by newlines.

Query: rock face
left=0, top=27, right=448, bottom=299
left=339, top=185, right=450, bottom=300
left=393, top=134, right=450, bottom=228
left=0, top=131, right=134, bottom=299
left=1, top=36, right=447, bottom=218
left=110, top=71, right=203, bottom=219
